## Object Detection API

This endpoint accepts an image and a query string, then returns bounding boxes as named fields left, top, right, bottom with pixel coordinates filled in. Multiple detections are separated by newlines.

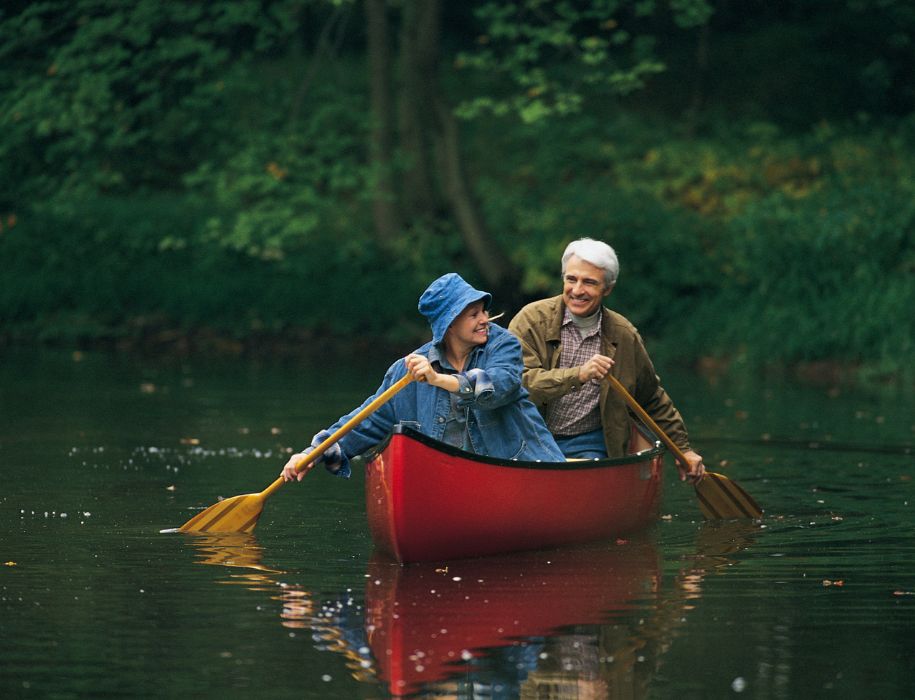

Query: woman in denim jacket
left=281, top=273, right=564, bottom=481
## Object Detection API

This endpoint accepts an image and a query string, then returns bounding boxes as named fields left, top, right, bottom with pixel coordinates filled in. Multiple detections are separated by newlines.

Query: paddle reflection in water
left=186, top=533, right=379, bottom=684
left=189, top=533, right=285, bottom=576
left=185, top=526, right=759, bottom=698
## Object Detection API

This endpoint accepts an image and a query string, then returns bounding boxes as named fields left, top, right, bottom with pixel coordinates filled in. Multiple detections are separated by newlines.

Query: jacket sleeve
left=453, top=329, right=526, bottom=411
left=508, top=310, right=583, bottom=406
left=318, top=361, right=406, bottom=477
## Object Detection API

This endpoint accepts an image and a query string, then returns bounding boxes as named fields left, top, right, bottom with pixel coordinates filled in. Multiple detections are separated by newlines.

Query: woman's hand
left=405, top=354, right=460, bottom=392
left=405, top=353, right=437, bottom=384
left=281, top=451, right=311, bottom=482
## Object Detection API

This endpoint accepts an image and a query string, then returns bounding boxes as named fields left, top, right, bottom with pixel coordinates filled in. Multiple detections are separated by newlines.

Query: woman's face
left=446, top=301, right=490, bottom=348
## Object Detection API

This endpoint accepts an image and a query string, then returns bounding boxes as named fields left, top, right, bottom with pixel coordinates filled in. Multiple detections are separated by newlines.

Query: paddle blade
left=177, top=493, right=266, bottom=534
left=694, top=472, right=763, bottom=520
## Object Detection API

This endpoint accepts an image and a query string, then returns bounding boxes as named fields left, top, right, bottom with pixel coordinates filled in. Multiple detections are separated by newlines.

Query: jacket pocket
left=510, top=440, right=528, bottom=461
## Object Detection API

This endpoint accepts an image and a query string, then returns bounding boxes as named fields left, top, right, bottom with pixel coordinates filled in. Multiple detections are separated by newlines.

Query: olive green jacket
left=508, top=295, right=691, bottom=458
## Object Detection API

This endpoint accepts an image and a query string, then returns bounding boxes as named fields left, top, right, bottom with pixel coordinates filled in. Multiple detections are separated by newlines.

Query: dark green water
left=2, top=349, right=913, bottom=699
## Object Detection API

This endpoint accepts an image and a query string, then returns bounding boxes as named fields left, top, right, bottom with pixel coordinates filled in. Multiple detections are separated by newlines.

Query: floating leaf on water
left=4, top=561, right=16, bottom=566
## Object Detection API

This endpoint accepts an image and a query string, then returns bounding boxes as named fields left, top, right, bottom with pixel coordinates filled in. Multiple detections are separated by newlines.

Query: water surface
left=1, top=349, right=913, bottom=698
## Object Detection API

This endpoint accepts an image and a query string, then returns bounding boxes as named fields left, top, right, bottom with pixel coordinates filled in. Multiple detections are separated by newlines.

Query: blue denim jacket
left=312, top=324, right=564, bottom=477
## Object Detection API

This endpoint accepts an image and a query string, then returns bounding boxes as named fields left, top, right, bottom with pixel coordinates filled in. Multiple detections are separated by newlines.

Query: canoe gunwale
left=363, top=423, right=664, bottom=470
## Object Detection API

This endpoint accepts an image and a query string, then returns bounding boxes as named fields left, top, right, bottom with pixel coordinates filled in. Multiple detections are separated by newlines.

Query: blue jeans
left=554, top=428, right=608, bottom=459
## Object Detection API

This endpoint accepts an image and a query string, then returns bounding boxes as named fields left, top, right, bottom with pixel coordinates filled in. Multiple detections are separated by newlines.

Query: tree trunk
left=685, top=22, right=710, bottom=136
left=397, top=0, right=441, bottom=217
left=365, top=0, right=401, bottom=243
left=369, top=0, right=520, bottom=305
left=432, top=97, right=519, bottom=305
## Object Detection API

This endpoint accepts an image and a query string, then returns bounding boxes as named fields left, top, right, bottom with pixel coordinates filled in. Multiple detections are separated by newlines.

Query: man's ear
left=602, top=283, right=615, bottom=298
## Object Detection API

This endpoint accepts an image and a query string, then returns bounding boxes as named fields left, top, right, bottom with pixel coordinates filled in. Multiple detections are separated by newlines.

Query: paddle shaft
left=260, top=373, right=415, bottom=500
left=604, top=374, right=692, bottom=468
left=606, top=374, right=762, bottom=518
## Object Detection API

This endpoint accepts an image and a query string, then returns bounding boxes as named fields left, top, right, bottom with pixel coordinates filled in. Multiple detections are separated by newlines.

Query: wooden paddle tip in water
left=175, top=492, right=266, bottom=534
left=167, top=374, right=415, bottom=536
left=695, top=471, right=763, bottom=520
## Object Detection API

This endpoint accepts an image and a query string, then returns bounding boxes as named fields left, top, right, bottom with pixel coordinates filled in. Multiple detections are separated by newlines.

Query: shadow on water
left=186, top=523, right=759, bottom=698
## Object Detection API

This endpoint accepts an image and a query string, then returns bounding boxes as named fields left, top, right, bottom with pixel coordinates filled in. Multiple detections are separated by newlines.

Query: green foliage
left=692, top=182, right=915, bottom=369
left=455, top=0, right=711, bottom=122
left=0, top=0, right=303, bottom=207
left=183, top=86, right=372, bottom=262
left=462, top=109, right=915, bottom=374
left=0, top=194, right=209, bottom=340
left=3, top=0, right=915, bottom=380
left=0, top=192, right=422, bottom=345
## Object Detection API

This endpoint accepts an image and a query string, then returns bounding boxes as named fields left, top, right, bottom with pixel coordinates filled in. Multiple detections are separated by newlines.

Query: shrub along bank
left=2, top=113, right=913, bottom=380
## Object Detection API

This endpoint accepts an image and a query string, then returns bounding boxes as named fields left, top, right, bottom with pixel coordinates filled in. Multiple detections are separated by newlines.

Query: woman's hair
left=561, top=238, right=619, bottom=286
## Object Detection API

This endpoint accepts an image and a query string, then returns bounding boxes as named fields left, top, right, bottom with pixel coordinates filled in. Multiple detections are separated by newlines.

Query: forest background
left=1, top=0, right=913, bottom=381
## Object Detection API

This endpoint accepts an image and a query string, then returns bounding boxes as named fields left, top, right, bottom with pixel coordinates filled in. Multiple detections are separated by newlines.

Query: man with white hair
left=508, top=238, right=704, bottom=481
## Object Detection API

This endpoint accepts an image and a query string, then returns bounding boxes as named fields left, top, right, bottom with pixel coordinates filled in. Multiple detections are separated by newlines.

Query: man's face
left=562, top=256, right=613, bottom=317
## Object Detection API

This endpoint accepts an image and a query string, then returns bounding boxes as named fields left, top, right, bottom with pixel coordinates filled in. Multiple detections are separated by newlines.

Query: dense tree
left=1, top=0, right=914, bottom=373
left=0, top=0, right=305, bottom=208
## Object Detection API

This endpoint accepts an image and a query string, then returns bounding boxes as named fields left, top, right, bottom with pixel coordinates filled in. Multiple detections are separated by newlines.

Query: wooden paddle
left=171, top=373, right=415, bottom=534
left=604, top=374, right=762, bottom=519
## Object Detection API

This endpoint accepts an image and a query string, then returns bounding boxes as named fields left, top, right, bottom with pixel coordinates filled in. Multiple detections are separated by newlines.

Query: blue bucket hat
left=418, top=273, right=492, bottom=344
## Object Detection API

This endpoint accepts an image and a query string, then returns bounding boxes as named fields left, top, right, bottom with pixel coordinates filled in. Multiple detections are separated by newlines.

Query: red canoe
left=365, top=425, right=664, bottom=563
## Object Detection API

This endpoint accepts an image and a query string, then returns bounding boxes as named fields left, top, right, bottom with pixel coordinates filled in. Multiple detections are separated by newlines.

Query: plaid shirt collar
left=561, top=306, right=603, bottom=340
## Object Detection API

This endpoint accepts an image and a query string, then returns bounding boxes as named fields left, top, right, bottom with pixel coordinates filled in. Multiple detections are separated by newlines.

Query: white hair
left=561, top=238, right=619, bottom=286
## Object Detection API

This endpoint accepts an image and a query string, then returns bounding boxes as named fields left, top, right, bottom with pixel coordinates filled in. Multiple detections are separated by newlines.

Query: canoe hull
left=365, top=426, right=663, bottom=562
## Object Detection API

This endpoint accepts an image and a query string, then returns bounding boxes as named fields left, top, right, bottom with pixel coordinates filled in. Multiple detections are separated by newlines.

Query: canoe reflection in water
left=365, top=540, right=662, bottom=697
left=187, top=525, right=759, bottom=698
